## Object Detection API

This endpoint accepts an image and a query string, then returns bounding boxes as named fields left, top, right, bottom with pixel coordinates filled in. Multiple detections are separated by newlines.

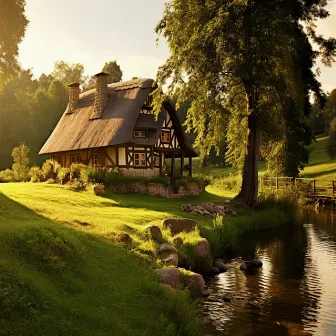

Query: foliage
left=52, top=60, right=86, bottom=85
left=0, top=169, right=16, bottom=183
left=42, top=159, right=55, bottom=180
left=29, top=166, right=44, bottom=182
left=57, top=167, right=70, bottom=184
left=11, top=143, right=30, bottom=181
left=0, top=0, right=28, bottom=75
left=102, top=60, right=123, bottom=84
left=327, top=117, right=336, bottom=159
left=154, top=0, right=335, bottom=205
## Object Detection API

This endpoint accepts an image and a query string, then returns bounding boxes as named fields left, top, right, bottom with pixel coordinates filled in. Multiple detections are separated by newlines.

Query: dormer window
left=134, top=130, right=146, bottom=138
left=161, top=131, right=170, bottom=143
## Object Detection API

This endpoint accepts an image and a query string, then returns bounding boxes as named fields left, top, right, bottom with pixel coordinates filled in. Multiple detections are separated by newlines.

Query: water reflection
left=201, top=208, right=336, bottom=336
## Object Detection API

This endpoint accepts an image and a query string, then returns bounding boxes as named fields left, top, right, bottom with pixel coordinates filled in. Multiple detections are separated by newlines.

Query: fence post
left=276, top=177, right=278, bottom=191
left=313, top=179, right=316, bottom=194
left=333, top=180, right=335, bottom=198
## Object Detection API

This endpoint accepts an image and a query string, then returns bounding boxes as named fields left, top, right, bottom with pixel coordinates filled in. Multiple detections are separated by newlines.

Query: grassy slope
left=1, top=183, right=219, bottom=336
left=300, top=136, right=336, bottom=186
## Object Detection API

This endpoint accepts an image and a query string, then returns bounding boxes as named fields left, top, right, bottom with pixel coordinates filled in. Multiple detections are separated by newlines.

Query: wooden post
left=180, top=152, right=184, bottom=177
left=171, top=153, right=175, bottom=185
left=159, top=152, right=163, bottom=175
left=313, top=179, right=316, bottom=194
left=333, top=180, right=335, bottom=198
left=116, top=147, right=119, bottom=166
left=276, top=177, right=278, bottom=191
left=189, top=156, right=192, bottom=177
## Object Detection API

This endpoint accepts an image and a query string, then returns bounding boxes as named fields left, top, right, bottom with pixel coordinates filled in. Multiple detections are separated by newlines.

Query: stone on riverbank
left=182, top=271, right=206, bottom=298
left=155, top=268, right=181, bottom=289
left=145, top=225, right=163, bottom=242
left=211, top=267, right=220, bottom=275
left=214, top=261, right=229, bottom=272
left=240, top=262, right=248, bottom=271
left=117, top=233, right=132, bottom=248
left=162, top=218, right=197, bottom=234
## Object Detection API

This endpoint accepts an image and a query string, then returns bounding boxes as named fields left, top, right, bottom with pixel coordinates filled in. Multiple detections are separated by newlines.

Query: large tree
left=0, top=0, right=28, bottom=76
left=102, top=60, right=123, bottom=84
left=154, top=0, right=336, bottom=206
left=52, top=61, right=86, bottom=85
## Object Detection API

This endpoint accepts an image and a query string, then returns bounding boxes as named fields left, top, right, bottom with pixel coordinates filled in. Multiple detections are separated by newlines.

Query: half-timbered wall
left=157, top=107, right=180, bottom=150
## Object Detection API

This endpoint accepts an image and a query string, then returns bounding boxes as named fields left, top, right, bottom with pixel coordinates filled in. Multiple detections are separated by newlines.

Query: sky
left=19, top=0, right=336, bottom=92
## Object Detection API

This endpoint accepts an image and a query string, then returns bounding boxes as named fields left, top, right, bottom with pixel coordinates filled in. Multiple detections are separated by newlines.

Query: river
left=200, top=209, right=336, bottom=336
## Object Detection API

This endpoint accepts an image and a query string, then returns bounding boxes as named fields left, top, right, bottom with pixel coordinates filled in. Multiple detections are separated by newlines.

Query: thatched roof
left=39, top=78, right=197, bottom=156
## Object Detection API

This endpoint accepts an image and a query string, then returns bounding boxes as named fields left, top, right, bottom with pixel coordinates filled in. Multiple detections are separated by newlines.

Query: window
left=161, top=131, right=170, bottom=143
left=71, top=155, right=81, bottom=164
left=134, top=153, right=146, bottom=167
left=93, top=153, right=99, bottom=166
left=134, top=130, right=146, bottom=138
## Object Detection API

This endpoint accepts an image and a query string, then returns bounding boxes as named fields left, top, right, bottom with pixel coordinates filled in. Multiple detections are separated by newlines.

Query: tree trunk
left=234, top=90, right=260, bottom=206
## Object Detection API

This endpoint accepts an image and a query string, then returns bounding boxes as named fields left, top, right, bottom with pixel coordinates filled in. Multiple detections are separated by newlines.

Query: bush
left=0, top=169, right=16, bottom=183
left=42, top=160, right=55, bottom=179
left=327, top=117, right=336, bottom=159
left=29, top=166, right=44, bottom=182
left=69, top=163, right=86, bottom=181
left=12, top=143, right=30, bottom=181
left=57, top=167, right=70, bottom=184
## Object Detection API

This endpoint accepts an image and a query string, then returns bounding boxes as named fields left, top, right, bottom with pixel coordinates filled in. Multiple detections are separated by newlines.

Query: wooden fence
left=259, top=176, right=336, bottom=198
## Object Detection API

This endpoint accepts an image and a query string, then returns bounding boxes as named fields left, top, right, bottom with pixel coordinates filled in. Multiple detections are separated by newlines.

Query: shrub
left=327, top=117, right=336, bottom=159
left=42, top=160, right=55, bottom=179
left=57, top=167, right=70, bottom=184
left=0, top=169, right=16, bottom=183
left=69, top=163, right=86, bottom=181
left=11, top=143, right=30, bottom=181
left=29, top=166, right=44, bottom=182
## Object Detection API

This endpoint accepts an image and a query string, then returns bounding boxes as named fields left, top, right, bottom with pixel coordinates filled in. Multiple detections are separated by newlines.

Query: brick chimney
left=67, top=82, right=80, bottom=114
left=91, top=72, right=109, bottom=119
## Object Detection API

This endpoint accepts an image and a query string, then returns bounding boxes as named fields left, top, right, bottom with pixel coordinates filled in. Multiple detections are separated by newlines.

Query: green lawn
left=1, top=183, right=220, bottom=336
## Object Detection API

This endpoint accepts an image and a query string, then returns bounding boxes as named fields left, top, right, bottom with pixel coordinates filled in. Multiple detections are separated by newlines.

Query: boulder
left=155, top=268, right=181, bottom=289
left=162, top=218, right=197, bottom=234
left=201, top=204, right=216, bottom=214
left=240, top=262, right=248, bottom=271
left=160, top=283, right=176, bottom=296
left=249, top=259, right=263, bottom=267
left=194, top=238, right=210, bottom=259
left=158, top=243, right=177, bottom=254
left=172, top=236, right=184, bottom=249
left=182, top=272, right=205, bottom=298
left=211, top=267, right=220, bottom=275
left=190, top=210, right=199, bottom=216
left=145, top=225, right=163, bottom=241
left=117, top=233, right=132, bottom=248
left=195, top=205, right=204, bottom=211
left=162, top=253, right=179, bottom=267
left=214, top=261, right=229, bottom=272
left=93, top=184, right=105, bottom=196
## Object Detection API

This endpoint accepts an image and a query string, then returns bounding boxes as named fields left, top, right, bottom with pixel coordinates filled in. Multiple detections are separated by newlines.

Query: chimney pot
left=91, top=72, right=109, bottom=119
left=67, top=82, right=80, bottom=114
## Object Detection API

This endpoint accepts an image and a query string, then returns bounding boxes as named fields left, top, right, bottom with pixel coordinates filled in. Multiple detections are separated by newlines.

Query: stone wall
left=109, top=181, right=203, bottom=198
left=119, top=168, right=160, bottom=178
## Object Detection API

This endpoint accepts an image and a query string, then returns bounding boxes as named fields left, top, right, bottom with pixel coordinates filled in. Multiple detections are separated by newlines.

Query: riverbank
left=0, top=182, right=291, bottom=335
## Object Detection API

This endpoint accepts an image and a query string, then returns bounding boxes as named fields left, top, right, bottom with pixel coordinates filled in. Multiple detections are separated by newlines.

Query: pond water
left=200, top=209, right=336, bottom=336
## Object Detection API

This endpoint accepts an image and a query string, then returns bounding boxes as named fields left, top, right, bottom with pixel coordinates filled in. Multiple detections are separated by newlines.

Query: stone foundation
left=119, top=168, right=160, bottom=178
left=109, top=181, right=203, bottom=198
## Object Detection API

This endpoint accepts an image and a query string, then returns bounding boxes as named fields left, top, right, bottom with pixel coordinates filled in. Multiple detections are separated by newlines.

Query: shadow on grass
left=301, top=167, right=336, bottom=179
left=0, top=192, right=199, bottom=336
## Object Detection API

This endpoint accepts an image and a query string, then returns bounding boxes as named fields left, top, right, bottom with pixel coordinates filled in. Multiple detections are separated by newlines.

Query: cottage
left=39, top=73, right=198, bottom=183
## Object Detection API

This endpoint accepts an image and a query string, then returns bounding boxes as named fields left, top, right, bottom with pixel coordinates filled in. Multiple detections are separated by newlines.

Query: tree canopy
left=52, top=61, right=86, bottom=85
left=0, top=0, right=28, bottom=76
left=154, top=0, right=336, bottom=205
left=102, top=61, right=123, bottom=84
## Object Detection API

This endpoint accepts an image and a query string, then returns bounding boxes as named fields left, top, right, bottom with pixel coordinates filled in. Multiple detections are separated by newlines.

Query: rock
left=155, top=268, right=181, bottom=289
left=194, top=238, right=210, bottom=259
left=162, top=253, right=179, bottom=267
left=93, top=184, right=104, bottom=196
left=117, top=233, right=132, bottom=248
left=214, top=261, right=229, bottom=272
left=250, top=259, right=263, bottom=267
left=183, top=272, right=205, bottom=298
left=172, top=236, right=183, bottom=249
left=202, top=289, right=212, bottom=297
left=222, top=294, right=234, bottom=302
left=216, top=205, right=225, bottom=210
left=231, top=211, right=237, bottom=216
left=203, top=210, right=211, bottom=215
left=162, top=218, right=197, bottom=234
left=160, top=283, right=176, bottom=296
left=240, top=262, right=248, bottom=271
left=216, top=210, right=226, bottom=216
left=248, top=301, right=260, bottom=309
left=190, top=210, right=199, bottom=216
left=195, top=205, right=204, bottom=211
left=224, top=200, right=231, bottom=204
left=158, top=243, right=177, bottom=254
left=215, top=258, right=226, bottom=264
left=211, top=267, right=220, bottom=275
left=201, top=204, right=216, bottom=214
left=145, top=225, right=163, bottom=241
